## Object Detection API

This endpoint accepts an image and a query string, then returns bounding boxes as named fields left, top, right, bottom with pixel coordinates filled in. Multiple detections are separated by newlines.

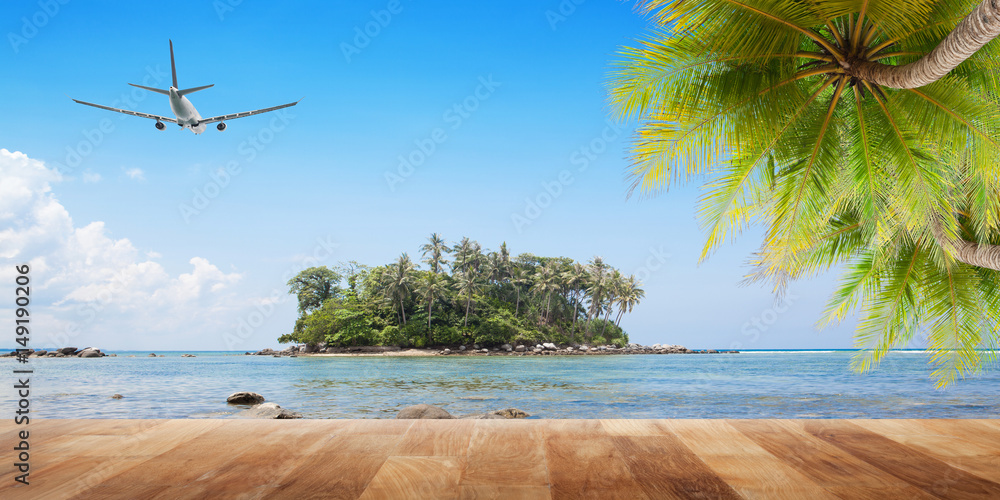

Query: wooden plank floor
left=1, top=419, right=998, bottom=499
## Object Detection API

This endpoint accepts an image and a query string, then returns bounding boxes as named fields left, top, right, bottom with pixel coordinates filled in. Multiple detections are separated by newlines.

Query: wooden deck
left=2, top=419, right=999, bottom=499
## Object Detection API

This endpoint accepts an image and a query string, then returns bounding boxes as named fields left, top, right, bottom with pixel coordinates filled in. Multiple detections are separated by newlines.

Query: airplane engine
left=155, top=121, right=165, bottom=130
left=217, top=122, right=226, bottom=131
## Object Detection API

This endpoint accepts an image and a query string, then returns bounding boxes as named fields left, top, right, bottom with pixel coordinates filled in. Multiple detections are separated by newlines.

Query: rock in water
left=491, top=408, right=529, bottom=419
left=515, top=345, right=526, bottom=352
left=459, top=408, right=530, bottom=419
left=227, top=392, right=265, bottom=405
left=58, top=347, right=78, bottom=355
left=396, top=404, right=454, bottom=419
left=79, top=348, right=102, bottom=358
left=110, top=394, right=124, bottom=399
left=458, top=413, right=507, bottom=419
left=235, top=402, right=302, bottom=419
left=148, top=353, right=157, bottom=357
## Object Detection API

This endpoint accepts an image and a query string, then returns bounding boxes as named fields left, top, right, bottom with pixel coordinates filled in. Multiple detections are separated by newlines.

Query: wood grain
left=3, top=418, right=998, bottom=499
left=664, top=419, right=838, bottom=500
left=803, top=420, right=1000, bottom=499
left=458, top=485, right=552, bottom=500
left=360, top=456, right=463, bottom=500
left=729, top=419, right=941, bottom=499
left=545, top=435, right=648, bottom=499
left=393, top=418, right=474, bottom=457
left=462, top=420, right=548, bottom=487
left=854, top=419, right=1000, bottom=483
left=611, top=433, right=742, bottom=499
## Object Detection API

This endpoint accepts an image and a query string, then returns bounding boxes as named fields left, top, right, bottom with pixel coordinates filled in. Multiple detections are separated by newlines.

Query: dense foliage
left=279, top=234, right=645, bottom=348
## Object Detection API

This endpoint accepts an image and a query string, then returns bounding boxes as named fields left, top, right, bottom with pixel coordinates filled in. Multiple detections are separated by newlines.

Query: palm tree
left=498, top=242, right=511, bottom=277
left=510, top=266, right=531, bottom=317
left=452, top=237, right=481, bottom=275
left=615, top=275, right=645, bottom=326
left=585, top=257, right=608, bottom=334
left=850, top=0, right=1000, bottom=89
left=610, top=0, right=1000, bottom=384
left=420, top=233, right=449, bottom=274
left=532, top=262, right=562, bottom=323
left=417, top=272, right=447, bottom=342
left=384, top=254, right=416, bottom=325
left=454, top=270, right=481, bottom=328
left=469, top=241, right=484, bottom=274
left=601, top=270, right=625, bottom=335
left=563, top=262, right=589, bottom=339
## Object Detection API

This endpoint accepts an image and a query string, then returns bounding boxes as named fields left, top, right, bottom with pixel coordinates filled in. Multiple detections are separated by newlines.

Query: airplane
left=71, top=40, right=300, bottom=134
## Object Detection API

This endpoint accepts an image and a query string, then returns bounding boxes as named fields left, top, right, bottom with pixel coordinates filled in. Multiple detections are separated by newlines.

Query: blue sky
left=0, top=0, right=872, bottom=350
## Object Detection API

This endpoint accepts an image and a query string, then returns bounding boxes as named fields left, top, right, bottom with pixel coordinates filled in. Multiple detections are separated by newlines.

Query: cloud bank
left=0, top=149, right=249, bottom=350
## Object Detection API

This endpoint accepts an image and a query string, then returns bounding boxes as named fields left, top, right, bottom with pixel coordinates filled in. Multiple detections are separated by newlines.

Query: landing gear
left=217, top=122, right=226, bottom=131
left=155, top=121, right=165, bottom=130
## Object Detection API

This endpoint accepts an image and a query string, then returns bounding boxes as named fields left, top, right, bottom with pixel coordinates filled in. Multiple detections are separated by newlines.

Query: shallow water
left=2, top=351, right=997, bottom=419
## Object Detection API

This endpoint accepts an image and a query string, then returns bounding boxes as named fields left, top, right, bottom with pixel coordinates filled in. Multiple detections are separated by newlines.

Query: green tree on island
left=609, top=0, right=1000, bottom=385
left=279, top=234, right=644, bottom=350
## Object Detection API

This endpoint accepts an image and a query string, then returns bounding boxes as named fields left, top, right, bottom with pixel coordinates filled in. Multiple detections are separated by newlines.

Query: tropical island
left=276, top=234, right=646, bottom=351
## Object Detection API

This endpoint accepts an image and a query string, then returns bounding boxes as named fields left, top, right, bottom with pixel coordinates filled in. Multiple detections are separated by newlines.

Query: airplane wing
left=71, top=98, right=178, bottom=123
left=197, top=99, right=301, bottom=124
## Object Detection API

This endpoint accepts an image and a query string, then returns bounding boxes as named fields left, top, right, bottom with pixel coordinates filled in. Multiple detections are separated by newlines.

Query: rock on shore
left=234, top=402, right=302, bottom=419
left=459, top=408, right=531, bottom=419
left=227, top=392, right=265, bottom=405
left=397, top=404, right=530, bottom=420
left=396, top=404, right=455, bottom=419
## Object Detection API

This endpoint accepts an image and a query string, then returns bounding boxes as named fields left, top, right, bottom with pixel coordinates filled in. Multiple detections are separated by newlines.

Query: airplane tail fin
left=178, top=84, right=214, bottom=96
left=130, top=42, right=212, bottom=97
left=169, top=39, right=178, bottom=88
left=128, top=83, right=170, bottom=95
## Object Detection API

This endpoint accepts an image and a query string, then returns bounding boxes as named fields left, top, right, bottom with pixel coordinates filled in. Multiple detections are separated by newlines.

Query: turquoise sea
left=1, top=350, right=997, bottom=419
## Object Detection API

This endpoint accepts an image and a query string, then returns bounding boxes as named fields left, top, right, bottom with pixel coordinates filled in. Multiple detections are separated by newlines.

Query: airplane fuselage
left=168, top=87, right=206, bottom=134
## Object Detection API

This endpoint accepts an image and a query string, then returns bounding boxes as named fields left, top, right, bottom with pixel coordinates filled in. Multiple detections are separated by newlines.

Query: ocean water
left=1, top=350, right=997, bottom=419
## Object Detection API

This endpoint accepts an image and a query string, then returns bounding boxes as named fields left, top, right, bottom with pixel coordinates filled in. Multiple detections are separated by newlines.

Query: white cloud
left=82, top=170, right=101, bottom=183
left=0, top=149, right=254, bottom=350
left=123, top=167, right=145, bottom=181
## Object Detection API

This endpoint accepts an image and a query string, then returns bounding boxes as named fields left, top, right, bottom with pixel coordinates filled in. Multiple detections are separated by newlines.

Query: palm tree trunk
left=952, top=240, right=1000, bottom=270
left=515, top=288, right=520, bottom=317
left=571, top=296, right=579, bottom=342
left=400, top=301, right=407, bottom=325
left=545, top=294, right=552, bottom=323
left=849, top=0, right=1000, bottom=89
left=931, top=219, right=1000, bottom=270
left=601, top=304, right=613, bottom=336
left=427, top=298, right=434, bottom=342
left=464, top=295, right=471, bottom=327
left=585, top=295, right=597, bottom=335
